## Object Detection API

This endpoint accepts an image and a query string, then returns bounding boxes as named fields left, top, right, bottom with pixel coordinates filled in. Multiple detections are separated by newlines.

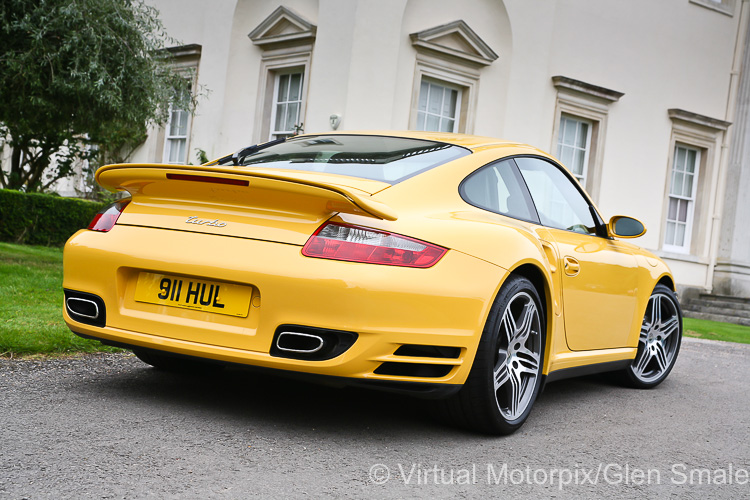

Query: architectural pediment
left=552, top=75, right=624, bottom=102
left=248, top=6, right=316, bottom=47
left=410, top=20, right=498, bottom=66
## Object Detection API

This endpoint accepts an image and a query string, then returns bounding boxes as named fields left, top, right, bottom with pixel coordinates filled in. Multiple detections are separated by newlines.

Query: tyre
left=437, top=275, right=545, bottom=435
left=620, top=283, right=682, bottom=388
left=132, top=347, right=224, bottom=374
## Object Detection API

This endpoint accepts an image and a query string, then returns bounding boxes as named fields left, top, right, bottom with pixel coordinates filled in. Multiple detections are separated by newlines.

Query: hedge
left=0, top=189, right=108, bottom=246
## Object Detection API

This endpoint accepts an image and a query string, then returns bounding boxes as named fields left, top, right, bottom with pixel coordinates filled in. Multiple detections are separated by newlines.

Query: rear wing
left=96, top=163, right=397, bottom=221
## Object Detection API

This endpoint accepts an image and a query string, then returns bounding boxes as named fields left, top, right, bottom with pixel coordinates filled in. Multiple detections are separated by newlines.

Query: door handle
left=563, top=256, right=580, bottom=276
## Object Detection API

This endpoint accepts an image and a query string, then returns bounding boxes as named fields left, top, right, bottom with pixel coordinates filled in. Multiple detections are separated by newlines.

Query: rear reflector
left=302, top=222, right=447, bottom=268
left=166, top=173, right=249, bottom=186
left=88, top=200, right=130, bottom=232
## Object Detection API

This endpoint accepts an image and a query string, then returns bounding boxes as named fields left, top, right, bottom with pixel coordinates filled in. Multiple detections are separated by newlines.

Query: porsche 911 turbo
left=63, top=131, right=682, bottom=434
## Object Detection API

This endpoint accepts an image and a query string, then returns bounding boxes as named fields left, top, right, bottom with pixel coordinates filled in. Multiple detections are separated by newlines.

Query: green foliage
left=0, top=242, right=122, bottom=356
left=195, top=148, right=210, bottom=165
left=0, top=0, right=194, bottom=191
left=0, top=189, right=106, bottom=246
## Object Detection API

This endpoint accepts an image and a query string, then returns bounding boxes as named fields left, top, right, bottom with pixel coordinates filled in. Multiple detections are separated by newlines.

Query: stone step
left=689, top=295, right=750, bottom=312
left=682, top=304, right=750, bottom=320
left=682, top=310, right=750, bottom=327
left=698, top=293, right=750, bottom=305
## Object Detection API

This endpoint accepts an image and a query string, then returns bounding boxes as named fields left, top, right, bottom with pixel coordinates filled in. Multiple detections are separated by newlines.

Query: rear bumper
left=63, top=225, right=507, bottom=387
left=70, top=329, right=463, bottom=399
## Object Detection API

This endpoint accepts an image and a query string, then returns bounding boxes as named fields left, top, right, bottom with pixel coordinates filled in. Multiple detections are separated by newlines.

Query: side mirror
left=608, top=215, right=646, bottom=238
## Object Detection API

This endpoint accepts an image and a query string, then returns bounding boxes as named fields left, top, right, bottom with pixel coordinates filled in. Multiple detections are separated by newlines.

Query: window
left=223, top=135, right=470, bottom=184
left=163, top=86, right=191, bottom=164
left=551, top=76, right=624, bottom=202
left=409, top=21, right=498, bottom=134
left=270, top=71, right=304, bottom=140
left=664, top=145, right=700, bottom=252
left=556, top=115, right=592, bottom=184
left=460, top=160, right=536, bottom=222
left=155, top=44, right=200, bottom=164
left=515, top=157, right=598, bottom=235
left=249, top=6, right=315, bottom=143
left=659, top=109, right=729, bottom=258
left=416, top=79, right=461, bottom=133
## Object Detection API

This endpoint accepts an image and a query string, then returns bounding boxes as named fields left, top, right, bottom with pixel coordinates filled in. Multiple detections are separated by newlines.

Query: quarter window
left=664, top=145, right=700, bottom=251
left=416, top=79, right=461, bottom=133
left=270, top=71, right=304, bottom=140
left=515, top=157, right=598, bottom=235
left=460, top=160, right=537, bottom=222
left=556, top=115, right=592, bottom=184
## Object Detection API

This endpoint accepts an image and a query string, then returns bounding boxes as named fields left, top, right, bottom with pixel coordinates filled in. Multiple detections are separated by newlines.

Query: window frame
left=162, top=85, right=193, bottom=164
left=556, top=114, right=593, bottom=185
left=657, top=109, right=730, bottom=260
left=415, top=78, right=463, bottom=133
left=459, top=155, right=608, bottom=236
left=551, top=76, right=624, bottom=203
left=408, top=54, right=478, bottom=134
left=663, top=144, right=702, bottom=253
left=268, top=69, right=305, bottom=141
left=154, top=45, right=201, bottom=164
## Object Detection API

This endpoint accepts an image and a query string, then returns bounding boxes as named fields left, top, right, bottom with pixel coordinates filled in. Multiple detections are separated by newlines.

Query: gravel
left=1, top=338, right=748, bottom=499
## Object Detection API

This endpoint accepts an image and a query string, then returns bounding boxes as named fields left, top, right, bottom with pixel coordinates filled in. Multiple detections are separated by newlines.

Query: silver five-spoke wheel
left=624, top=284, right=682, bottom=388
left=494, top=291, right=542, bottom=420
left=438, top=275, right=545, bottom=435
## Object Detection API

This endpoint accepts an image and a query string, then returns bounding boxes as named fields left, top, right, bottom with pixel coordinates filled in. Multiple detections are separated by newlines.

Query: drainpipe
left=706, top=0, right=750, bottom=293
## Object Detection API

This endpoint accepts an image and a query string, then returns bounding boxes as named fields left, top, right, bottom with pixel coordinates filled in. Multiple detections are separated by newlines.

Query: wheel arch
left=657, top=274, right=675, bottom=292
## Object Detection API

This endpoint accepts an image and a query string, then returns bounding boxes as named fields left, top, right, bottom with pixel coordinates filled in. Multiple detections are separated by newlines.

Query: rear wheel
left=437, top=275, right=545, bottom=435
left=620, top=284, right=682, bottom=388
left=132, top=348, right=224, bottom=374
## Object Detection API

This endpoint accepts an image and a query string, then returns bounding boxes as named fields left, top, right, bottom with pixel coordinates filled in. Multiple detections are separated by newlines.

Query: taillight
left=88, top=199, right=130, bottom=232
left=302, top=222, right=447, bottom=268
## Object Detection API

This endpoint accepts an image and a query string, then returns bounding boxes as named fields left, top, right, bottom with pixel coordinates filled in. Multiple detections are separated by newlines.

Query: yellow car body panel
left=64, top=224, right=507, bottom=385
left=63, top=131, right=676, bottom=394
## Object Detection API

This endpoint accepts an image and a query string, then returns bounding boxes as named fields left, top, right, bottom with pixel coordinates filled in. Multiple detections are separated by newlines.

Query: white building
left=80, top=0, right=750, bottom=299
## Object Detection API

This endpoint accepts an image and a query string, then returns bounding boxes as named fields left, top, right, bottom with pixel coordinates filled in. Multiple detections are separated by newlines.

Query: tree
left=0, top=0, right=194, bottom=192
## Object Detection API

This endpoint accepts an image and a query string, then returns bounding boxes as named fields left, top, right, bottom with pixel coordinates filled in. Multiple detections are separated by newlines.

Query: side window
left=460, top=159, right=537, bottom=222
left=515, top=157, right=597, bottom=235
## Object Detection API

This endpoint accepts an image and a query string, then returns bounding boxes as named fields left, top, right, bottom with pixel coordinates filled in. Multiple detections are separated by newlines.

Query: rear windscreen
left=220, top=135, right=470, bottom=184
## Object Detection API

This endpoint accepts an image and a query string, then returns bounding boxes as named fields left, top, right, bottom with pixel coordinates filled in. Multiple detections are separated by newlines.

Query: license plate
left=134, top=272, right=252, bottom=317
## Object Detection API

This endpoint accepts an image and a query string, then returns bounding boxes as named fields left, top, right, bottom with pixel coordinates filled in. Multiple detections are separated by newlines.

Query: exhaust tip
left=66, top=297, right=100, bottom=320
left=276, top=331, right=325, bottom=354
left=64, top=289, right=106, bottom=328
left=270, top=325, right=357, bottom=361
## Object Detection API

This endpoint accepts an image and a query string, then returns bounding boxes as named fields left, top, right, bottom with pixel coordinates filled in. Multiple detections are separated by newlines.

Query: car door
left=514, top=157, right=639, bottom=351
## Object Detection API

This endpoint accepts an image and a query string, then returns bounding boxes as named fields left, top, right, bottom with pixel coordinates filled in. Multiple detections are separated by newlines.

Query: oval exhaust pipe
left=276, top=331, right=325, bottom=354
left=66, top=297, right=100, bottom=320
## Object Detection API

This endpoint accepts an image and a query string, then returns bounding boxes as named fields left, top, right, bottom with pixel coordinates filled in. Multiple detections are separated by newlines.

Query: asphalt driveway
left=1, top=337, right=748, bottom=499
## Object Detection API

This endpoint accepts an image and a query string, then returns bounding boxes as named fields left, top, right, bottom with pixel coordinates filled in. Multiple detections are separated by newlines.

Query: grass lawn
left=683, top=317, right=750, bottom=344
left=0, top=242, right=121, bottom=356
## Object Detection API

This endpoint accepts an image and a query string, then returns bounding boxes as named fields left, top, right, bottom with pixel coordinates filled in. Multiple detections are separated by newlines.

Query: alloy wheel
left=493, top=291, right=542, bottom=421
left=632, top=292, right=681, bottom=384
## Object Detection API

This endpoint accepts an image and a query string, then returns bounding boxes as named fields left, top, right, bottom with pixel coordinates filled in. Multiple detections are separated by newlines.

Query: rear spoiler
left=96, top=163, right=398, bottom=221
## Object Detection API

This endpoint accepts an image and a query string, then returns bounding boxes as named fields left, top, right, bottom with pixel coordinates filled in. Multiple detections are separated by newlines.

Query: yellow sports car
left=63, top=131, right=682, bottom=434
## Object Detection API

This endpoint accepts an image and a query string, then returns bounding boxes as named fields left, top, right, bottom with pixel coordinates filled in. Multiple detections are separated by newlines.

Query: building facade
left=79, top=0, right=750, bottom=297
